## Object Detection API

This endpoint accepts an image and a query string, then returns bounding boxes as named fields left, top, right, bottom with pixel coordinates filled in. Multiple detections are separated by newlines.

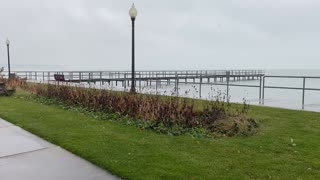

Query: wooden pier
left=9, top=70, right=264, bottom=98
left=12, top=70, right=265, bottom=86
left=6, top=70, right=320, bottom=110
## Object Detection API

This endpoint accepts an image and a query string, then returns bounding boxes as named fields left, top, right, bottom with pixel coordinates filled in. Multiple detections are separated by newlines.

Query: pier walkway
left=12, top=70, right=265, bottom=85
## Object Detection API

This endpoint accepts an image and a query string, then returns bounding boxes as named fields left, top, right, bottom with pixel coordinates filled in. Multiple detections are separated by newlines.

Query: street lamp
left=6, top=38, right=11, bottom=79
left=129, top=3, right=137, bottom=93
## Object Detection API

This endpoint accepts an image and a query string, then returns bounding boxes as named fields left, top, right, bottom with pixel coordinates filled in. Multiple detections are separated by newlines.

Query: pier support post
left=175, top=72, right=179, bottom=96
left=139, top=73, right=141, bottom=92
left=88, top=72, right=91, bottom=85
left=226, top=71, right=230, bottom=102
left=100, top=72, right=102, bottom=86
left=124, top=74, right=127, bottom=89
left=199, top=77, right=202, bottom=98
left=262, top=76, right=265, bottom=105
left=259, top=76, right=262, bottom=104
left=128, top=76, right=130, bottom=86
left=302, top=78, right=306, bottom=109
left=156, top=74, right=158, bottom=92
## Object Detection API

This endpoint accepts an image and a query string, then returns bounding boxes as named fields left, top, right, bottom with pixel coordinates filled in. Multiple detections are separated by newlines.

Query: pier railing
left=4, top=69, right=265, bottom=82
left=5, top=70, right=320, bottom=110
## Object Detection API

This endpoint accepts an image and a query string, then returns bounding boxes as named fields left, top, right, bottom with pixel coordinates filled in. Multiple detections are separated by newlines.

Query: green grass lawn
left=0, top=94, right=320, bottom=179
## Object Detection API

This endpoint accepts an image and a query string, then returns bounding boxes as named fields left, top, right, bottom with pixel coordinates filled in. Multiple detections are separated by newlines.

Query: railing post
left=186, top=71, right=188, bottom=83
left=175, top=71, right=178, bottom=96
left=302, top=77, right=306, bottom=110
left=199, top=76, right=202, bottom=98
left=100, top=72, right=102, bottom=86
left=70, top=72, right=73, bottom=80
left=88, top=72, right=91, bottom=85
left=139, top=73, right=141, bottom=92
left=259, top=75, right=262, bottom=104
left=262, top=76, right=265, bottom=105
left=226, top=71, right=230, bottom=101
left=156, top=73, right=158, bottom=92
left=124, top=73, right=127, bottom=90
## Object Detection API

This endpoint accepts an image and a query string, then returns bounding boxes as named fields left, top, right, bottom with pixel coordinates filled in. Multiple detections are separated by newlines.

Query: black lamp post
left=129, top=4, right=137, bottom=93
left=6, top=38, right=11, bottom=79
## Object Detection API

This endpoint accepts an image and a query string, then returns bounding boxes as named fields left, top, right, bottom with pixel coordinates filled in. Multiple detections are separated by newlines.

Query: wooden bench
left=0, top=82, right=9, bottom=96
left=54, top=74, right=66, bottom=81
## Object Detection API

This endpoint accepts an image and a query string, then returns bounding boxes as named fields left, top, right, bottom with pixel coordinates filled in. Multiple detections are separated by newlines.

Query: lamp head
left=129, top=3, right=137, bottom=20
left=6, top=38, right=10, bottom=46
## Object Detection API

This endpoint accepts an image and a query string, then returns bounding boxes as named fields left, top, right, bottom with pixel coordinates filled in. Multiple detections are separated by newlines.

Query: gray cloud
left=0, top=0, right=319, bottom=71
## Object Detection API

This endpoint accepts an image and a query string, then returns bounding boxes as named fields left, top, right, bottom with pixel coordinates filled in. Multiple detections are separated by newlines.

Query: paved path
left=0, top=118, right=118, bottom=180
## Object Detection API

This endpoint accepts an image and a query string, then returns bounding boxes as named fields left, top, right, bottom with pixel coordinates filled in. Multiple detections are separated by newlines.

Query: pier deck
left=11, top=70, right=264, bottom=84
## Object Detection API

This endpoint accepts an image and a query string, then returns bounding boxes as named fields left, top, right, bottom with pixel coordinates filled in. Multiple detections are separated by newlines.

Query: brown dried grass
left=3, top=77, right=257, bottom=135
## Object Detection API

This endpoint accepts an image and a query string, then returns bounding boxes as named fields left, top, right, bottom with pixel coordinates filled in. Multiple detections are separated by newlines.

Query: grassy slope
left=0, top=95, right=319, bottom=179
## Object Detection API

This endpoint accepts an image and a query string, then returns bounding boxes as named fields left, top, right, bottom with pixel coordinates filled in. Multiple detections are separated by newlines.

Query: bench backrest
left=54, top=74, right=65, bottom=81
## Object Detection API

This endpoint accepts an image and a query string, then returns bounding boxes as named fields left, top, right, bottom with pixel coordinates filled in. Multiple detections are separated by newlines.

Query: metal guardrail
left=173, top=75, right=320, bottom=110
left=262, top=76, right=320, bottom=109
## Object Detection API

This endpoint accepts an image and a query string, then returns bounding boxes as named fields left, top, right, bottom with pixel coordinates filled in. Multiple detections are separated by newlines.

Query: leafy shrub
left=16, top=82, right=257, bottom=136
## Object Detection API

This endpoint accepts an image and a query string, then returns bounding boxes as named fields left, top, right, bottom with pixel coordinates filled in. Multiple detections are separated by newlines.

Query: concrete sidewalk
left=0, top=118, right=118, bottom=180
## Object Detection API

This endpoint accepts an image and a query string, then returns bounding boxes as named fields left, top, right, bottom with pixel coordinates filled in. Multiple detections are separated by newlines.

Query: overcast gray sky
left=0, top=0, right=319, bottom=71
